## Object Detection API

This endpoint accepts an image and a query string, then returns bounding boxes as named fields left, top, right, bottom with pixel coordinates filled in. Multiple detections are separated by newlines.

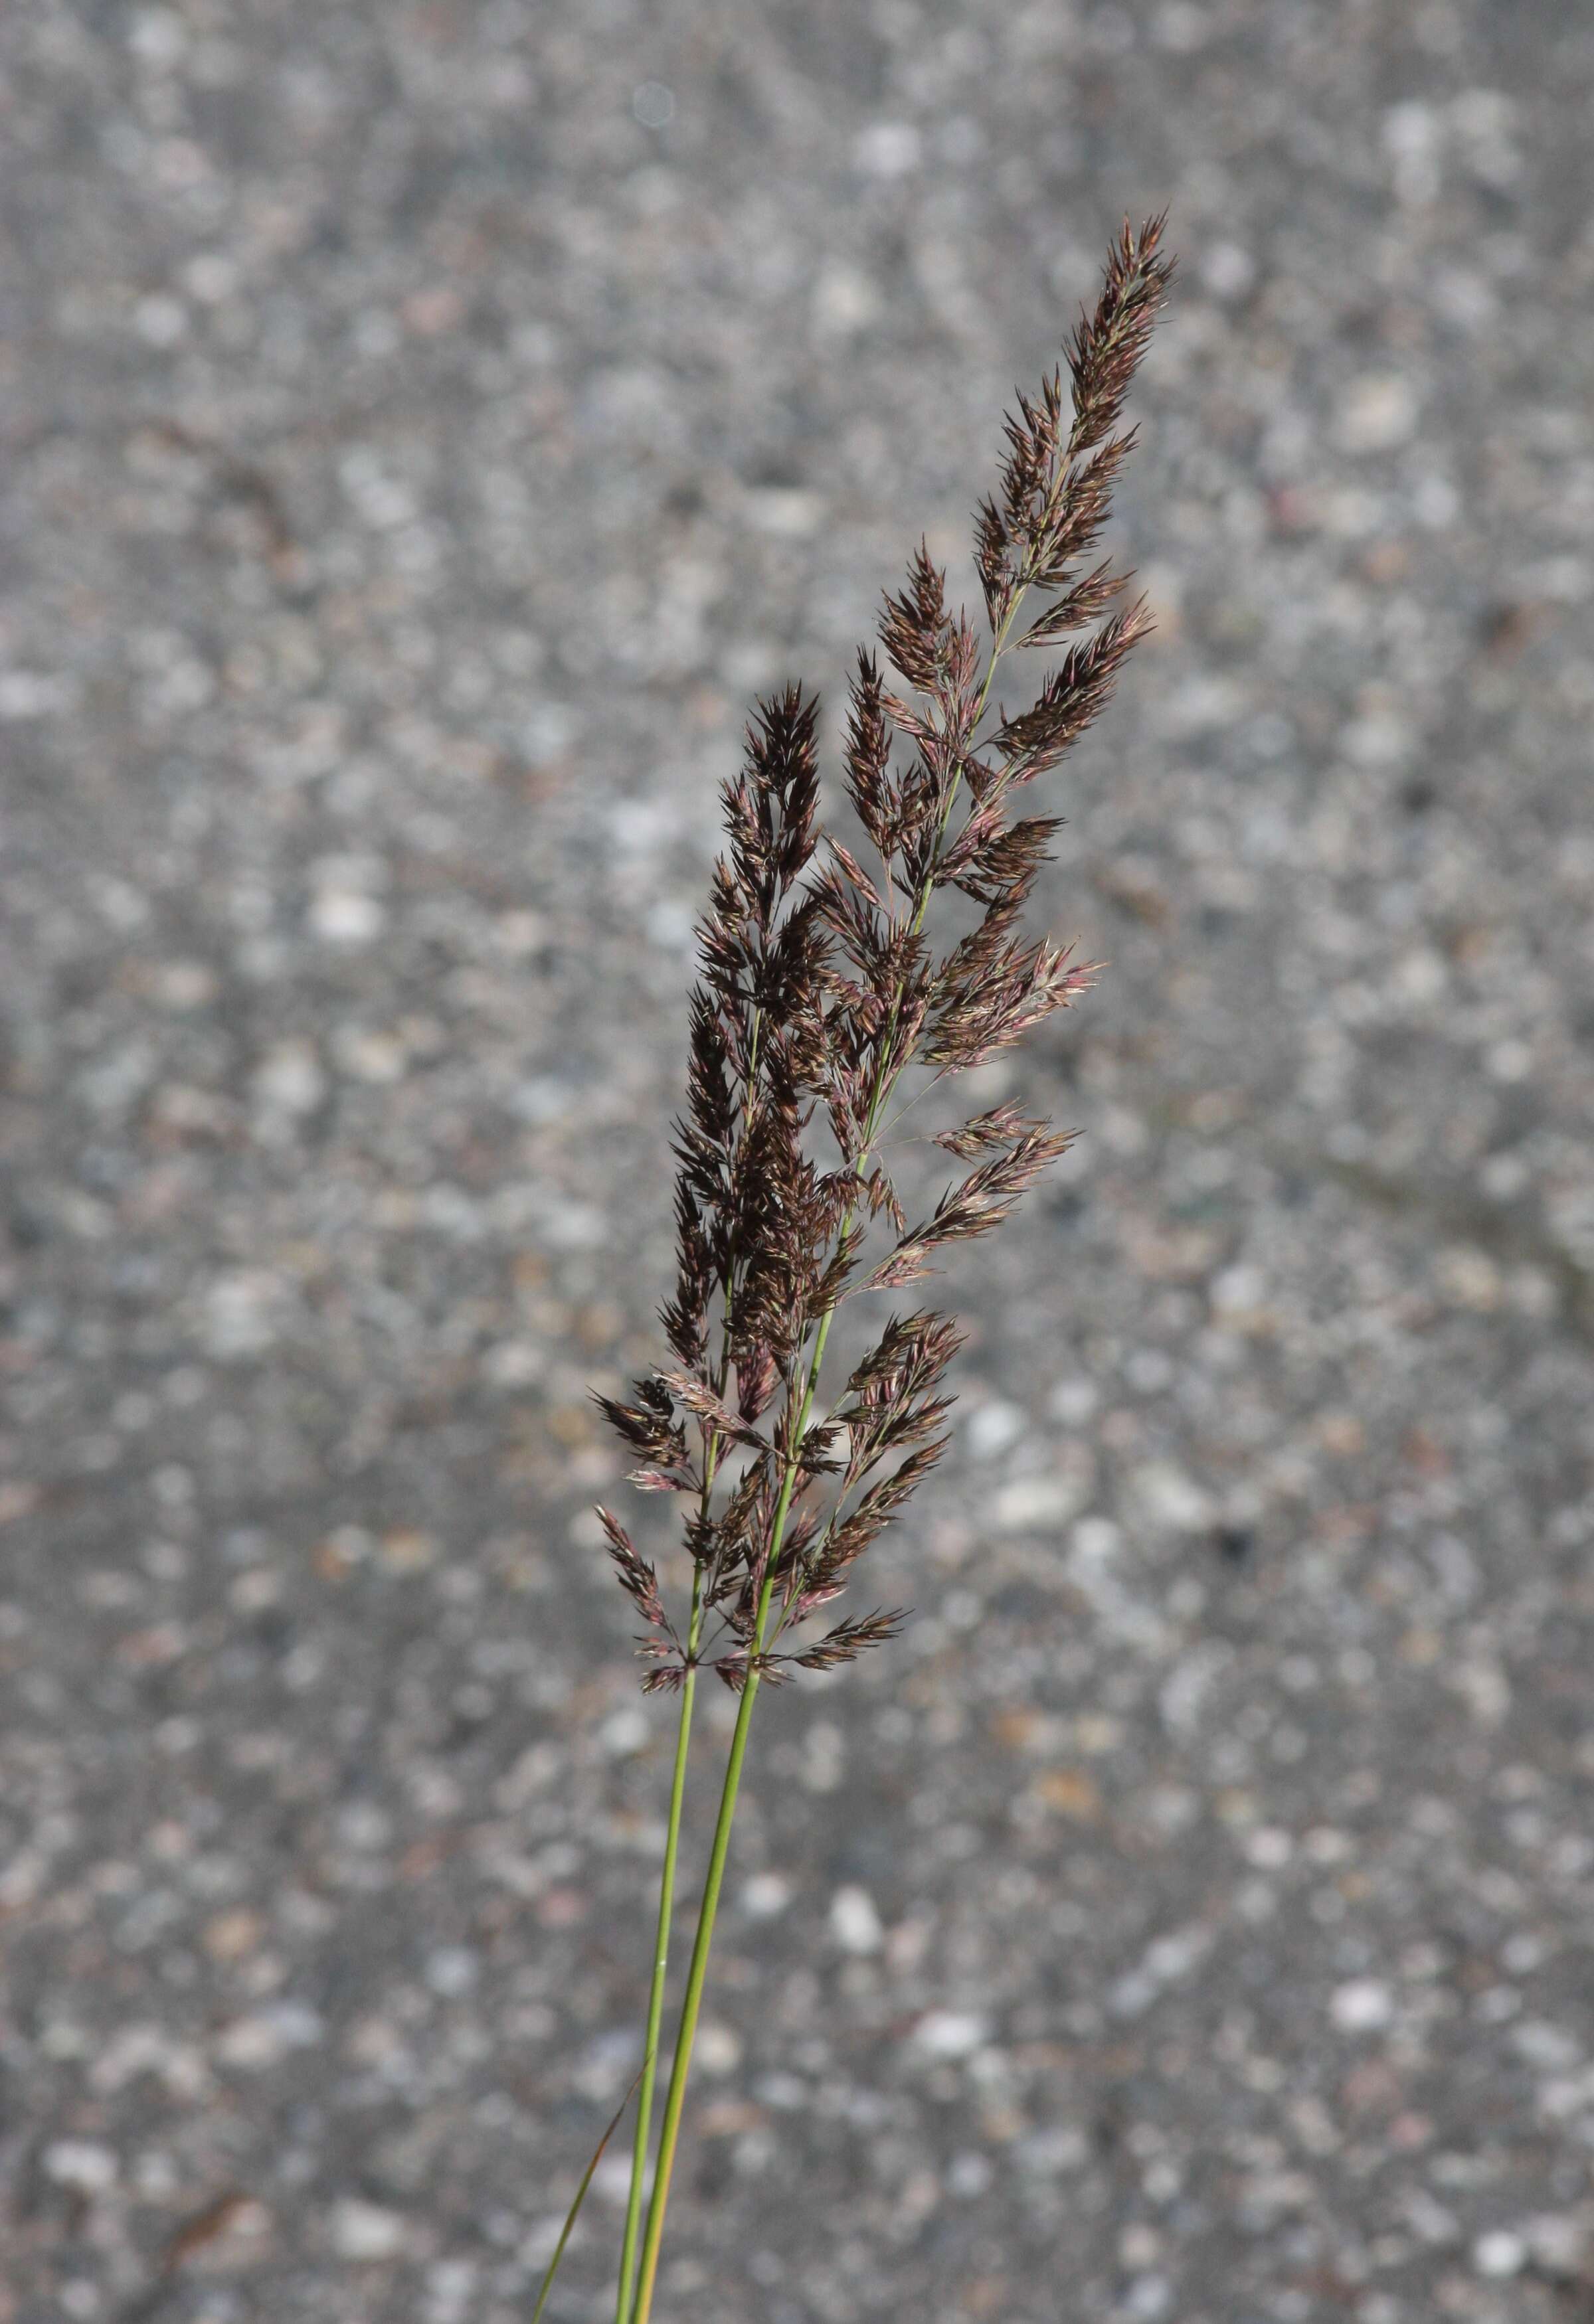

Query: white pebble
left=252, top=1040, right=325, bottom=1116
left=1330, top=1978, right=1394, bottom=2032
left=135, top=294, right=188, bottom=347
left=853, top=122, right=921, bottom=178
left=1246, top=1827, right=1294, bottom=1869
left=424, top=1946, right=478, bottom=1997
left=335, top=1802, right=393, bottom=1852
left=1047, top=1376, right=1099, bottom=1426
left=946, top=2152, right=993, bottom=2198
left=1126, top=2277, right=1172, bottom=2319
left=965, top=1399, right=1025, bottom=1459
left=694, top=2023, right=741, bottom=2075
left=1473, top=2230, right=1526, bottom=2279
left=203, top=1270, right=286, bottom=1361
left=331, top=2199, right=408, bottom=2261
left=911, top=2009, right=990, bottom=2060
left=1201, top=242, right=1255, bottom=300
left=481, top=1339, right=545, bottom=1388
left=1015, top=2121, right=1089, bottom=2177
left=830, top=1884, right=883, bottom=1955
left=43, top=2141, right=119, bottom=2193
left=1335, top=374, right=1419, bottom=454
left=1210, top=1263, right=1265, bottom=1312
left=992, top=1473, right=1087, bottom=1533
left=309, top=889, right=386, bottom=945
left=1132, top=1461, right=1213, bottom=1533
left=1071, top=1516, right=1122, bottom=1564
left=741, top=1872, right=792, bottom=1919
left=598, top=1707, right=650, bottom=1759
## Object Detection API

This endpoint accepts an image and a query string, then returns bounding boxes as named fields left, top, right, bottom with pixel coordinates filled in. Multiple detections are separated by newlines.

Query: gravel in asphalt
left=1, top=4, right=1591, bottom=2321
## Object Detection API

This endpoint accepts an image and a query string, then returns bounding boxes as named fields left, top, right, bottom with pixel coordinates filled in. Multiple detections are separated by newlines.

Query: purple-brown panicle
left=595, top=216, right=1173, bottom=1693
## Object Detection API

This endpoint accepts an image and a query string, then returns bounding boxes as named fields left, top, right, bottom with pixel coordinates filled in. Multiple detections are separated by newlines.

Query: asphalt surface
left=1, top=4, right=1592, bottom=2322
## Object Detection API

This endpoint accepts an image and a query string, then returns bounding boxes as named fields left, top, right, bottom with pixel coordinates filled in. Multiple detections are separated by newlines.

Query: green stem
left=627, top=1629, right=763, bottom=2324
left=612, top=1574, right=701, bottom=2324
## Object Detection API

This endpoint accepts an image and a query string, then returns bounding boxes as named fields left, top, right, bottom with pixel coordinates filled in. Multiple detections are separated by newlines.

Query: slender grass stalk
left=611, top=1579, right=699, bottom=2324
left=626, top=1607, right=764, bottom=2324
left=584, top=214, right=1173, bottom=2319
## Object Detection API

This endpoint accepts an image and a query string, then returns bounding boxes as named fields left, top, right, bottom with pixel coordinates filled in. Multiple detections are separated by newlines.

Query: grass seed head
left=594, top=217, right=1172, bottom=1692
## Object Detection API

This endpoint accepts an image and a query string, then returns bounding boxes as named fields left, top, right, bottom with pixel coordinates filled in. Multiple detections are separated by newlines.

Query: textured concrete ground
left=1, top=3, right=1592, bottom=2321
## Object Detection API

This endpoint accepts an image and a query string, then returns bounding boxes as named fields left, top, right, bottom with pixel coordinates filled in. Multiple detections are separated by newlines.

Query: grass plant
left=542, top=212, right=1173, bottom=2323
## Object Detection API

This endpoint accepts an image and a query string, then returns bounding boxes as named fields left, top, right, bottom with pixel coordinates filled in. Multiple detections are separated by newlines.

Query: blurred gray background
left=1, top=3, right=1591, bottom=2321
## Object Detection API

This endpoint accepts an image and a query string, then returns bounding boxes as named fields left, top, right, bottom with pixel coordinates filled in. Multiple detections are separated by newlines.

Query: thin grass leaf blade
left=531, top=2062, right=646, bottom=2324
